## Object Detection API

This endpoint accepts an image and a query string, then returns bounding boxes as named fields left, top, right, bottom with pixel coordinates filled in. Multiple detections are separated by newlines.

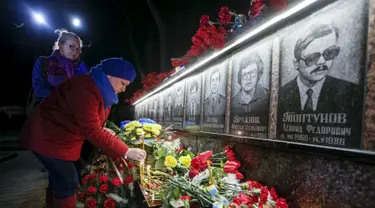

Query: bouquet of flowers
left=118, top=118, right=162, bottom=141
left=76, top=118, right=167, bottom=208
left=76, top=153, right=137, bottom=208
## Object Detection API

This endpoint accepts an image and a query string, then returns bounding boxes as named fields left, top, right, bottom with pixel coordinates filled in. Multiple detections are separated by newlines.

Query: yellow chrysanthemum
left=164, top=155, right=177, bottom=168
left=151, top=129, right=160, bottom=136
left=178, top=155, right=191, bottom=167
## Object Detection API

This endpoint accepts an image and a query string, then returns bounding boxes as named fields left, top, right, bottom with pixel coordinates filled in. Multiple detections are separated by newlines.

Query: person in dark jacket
left=20, top=58, right=146, bottom=208
left=31, top=29, right=96, bottom=182
left=32, top=28, right=88, bottom=102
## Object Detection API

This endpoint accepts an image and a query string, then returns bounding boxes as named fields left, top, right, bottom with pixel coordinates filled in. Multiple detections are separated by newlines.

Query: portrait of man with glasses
left=279, top=23, right=360, bottom=113
left=232, top=52, right=269, bottom=114
left=278, top=22, right=363, bottom=148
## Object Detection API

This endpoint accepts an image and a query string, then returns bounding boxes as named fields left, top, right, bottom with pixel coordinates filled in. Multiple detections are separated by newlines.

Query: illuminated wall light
left=133, top=0, right=320, bottom=105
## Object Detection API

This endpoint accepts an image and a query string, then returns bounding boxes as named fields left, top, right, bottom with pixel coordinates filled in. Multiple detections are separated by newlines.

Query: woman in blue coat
left=31, top=28, right=93, bottom=207
left=32, top=28, right=88, bottom=101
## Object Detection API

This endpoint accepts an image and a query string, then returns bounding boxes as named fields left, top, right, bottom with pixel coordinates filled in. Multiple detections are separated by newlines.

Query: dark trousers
left=74, top=140, right=94, bottom=184
left=33, top=152, right=78, bottom=199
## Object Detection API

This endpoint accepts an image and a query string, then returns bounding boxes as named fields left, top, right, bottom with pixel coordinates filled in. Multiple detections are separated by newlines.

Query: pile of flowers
left=77, top=118, right=289, bottom=208
left=143, top=138, right=289, bottom=208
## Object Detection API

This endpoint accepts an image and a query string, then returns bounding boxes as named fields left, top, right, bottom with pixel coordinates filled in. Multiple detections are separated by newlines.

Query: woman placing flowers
left=20, top=58, right=146, bottom=208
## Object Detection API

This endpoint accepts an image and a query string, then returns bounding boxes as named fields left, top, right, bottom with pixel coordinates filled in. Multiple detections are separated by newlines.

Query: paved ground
left=0, top=151, right=46, bottom=208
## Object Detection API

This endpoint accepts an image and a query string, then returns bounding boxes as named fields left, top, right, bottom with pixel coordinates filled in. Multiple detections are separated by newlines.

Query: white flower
left=223, top=173, right=239, bottom=185
left=106, top=193, right=129, bottom=204
left=191, top=169, right=209, bottom=186
left=170, top=199, right=184, bottom=208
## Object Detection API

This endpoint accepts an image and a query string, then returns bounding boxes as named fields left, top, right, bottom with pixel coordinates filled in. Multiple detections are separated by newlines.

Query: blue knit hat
left=100, top=58, right=136, bottom=82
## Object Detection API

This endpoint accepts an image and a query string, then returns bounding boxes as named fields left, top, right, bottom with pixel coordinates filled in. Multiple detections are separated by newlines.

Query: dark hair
left=53, top=28, right=83, bottom=51
left=210, top=69, right=220, bottom=82
left=294, top=24, right=339, bottom=60
left=238, top=52, right=263, bottom=85
left=190, top=80, right=199, bottom=92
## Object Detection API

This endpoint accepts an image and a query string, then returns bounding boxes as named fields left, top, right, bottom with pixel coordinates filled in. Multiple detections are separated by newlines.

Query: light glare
left=33, top=12, right=46, bottom=24
left=73, top=18, right=81, bottom=27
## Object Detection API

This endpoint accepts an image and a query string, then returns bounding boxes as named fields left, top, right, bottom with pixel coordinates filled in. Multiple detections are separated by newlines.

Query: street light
left=32, top=12, right=46, bottom=25
left=72, top=17, right=81, bottom=27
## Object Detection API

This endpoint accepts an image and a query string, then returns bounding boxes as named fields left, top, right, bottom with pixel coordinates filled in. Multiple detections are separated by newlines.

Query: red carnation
left=200, top=15, right=210, bottom=29
left=124, top=176, right=133, bottom=184
left=249, top=0, right=266, bottom=18
left=269, top=0, right=288, bottom=11
left=219, top=6, right=232, bottom=25
left=188, top=168, right=200, bottom=179
left=259, top=186, right=269, bottom=205
left=225, top=146, right=237, bottom=161
left=104, top=198, right=116, bottom=208
left=225, top=160, right=241, bottom=168
left=112, top=177, right=122, bottom=186
left=223, top=165, right=237, bottom=174
left=181, top=195, right=191, bottom=201
left=77, top=192, right=85, bottom=201
left=89, top=172, right=97, bottom=180
left=100, top=184, right=109, bottom=194
left=99, top=174, right=109, bottom=183
left=82, top=174, right=90, bottom=184
left=86, top=198, right=97, bottom=208
left=87, top=186, right=96, bottom=195
left=276, top=198, right=288, bottom=208
left=127, top=163, right=135, bottom=168
left=270, top=187, right=279, bottom=201
left=246, top=180, right=263, bottom=189
left=235, top=171, right=244, bottom=180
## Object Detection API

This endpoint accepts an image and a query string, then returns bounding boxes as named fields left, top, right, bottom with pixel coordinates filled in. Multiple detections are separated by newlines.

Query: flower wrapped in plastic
left=121, top=118, right=162, bottom=142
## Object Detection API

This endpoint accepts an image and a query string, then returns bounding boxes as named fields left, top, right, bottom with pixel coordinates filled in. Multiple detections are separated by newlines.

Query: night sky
left=0, top=0, right=250, bottom=129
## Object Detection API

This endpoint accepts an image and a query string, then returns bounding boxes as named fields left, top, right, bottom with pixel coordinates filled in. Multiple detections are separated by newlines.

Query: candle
left=142, top=131, right=145, bottom=150
left=207, top=161, right=213, bottom=185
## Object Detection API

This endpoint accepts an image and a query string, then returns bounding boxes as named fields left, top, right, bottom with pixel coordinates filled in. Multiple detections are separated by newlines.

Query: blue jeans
left=33, top=152, right=79, bottom=199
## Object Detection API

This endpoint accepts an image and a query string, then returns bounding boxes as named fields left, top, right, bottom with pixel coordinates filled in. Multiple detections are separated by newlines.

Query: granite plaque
left=230, top=40, right=272, bottom=138
left=164, top=88, right=174, bottom=128
left=172, top=79, right=186, bottom=129
left=277, top=0, right=367, bottom=148
left=202, top=61, right=228, bottom=133
left=184, top=73, right=203, bottom=127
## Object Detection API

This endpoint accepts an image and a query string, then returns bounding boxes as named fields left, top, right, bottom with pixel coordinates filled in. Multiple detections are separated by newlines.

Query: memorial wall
left=134, top=0, right=375, bottom=207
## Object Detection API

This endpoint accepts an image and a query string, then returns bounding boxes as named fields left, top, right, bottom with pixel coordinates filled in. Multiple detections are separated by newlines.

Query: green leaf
left=172, top=187, right=181, bottom=199
left=180, top=150, right=195, bottom=158
left=155, top=158, right=165, bottom=169
left=220, top=160, right=224, bottom=168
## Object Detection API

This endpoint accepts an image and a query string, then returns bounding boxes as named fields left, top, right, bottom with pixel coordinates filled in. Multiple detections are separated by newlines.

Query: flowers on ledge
left=78, top=119, right=289, bottom=208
